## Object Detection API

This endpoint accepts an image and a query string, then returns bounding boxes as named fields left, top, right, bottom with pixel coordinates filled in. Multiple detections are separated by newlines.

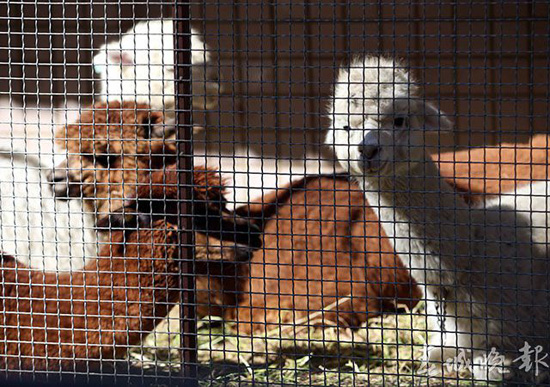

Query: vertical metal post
left=174, top=2, right=197, bottom=384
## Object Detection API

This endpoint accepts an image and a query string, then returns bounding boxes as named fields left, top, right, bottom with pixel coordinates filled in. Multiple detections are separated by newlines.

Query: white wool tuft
left=93, top=20, right=217, bottom=115
left=0, top=147, right=97, bottom=272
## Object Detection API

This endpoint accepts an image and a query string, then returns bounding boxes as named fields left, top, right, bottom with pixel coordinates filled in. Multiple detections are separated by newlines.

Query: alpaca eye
left=86, top=153, right=118, bottom=167
left=394, top=116, right=408, bottom=128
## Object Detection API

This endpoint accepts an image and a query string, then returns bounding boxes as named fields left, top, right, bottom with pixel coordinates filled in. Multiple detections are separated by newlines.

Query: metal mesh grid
left=0, top=1, right=548, bottom=386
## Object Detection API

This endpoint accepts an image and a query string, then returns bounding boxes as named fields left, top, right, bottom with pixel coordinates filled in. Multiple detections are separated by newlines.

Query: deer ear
left=422, top=101, right=453, bottom=132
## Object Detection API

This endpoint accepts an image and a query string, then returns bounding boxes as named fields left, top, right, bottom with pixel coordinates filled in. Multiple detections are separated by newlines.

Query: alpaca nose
left=47, top=167, right=81, bottom=199
left=360, top=132, right=382, bottom=171
left=233, top=245, right=254, bottom=262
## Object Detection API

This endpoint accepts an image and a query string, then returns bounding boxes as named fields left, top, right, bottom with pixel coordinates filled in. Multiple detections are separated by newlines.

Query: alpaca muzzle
left=360, top=132, right=383, bottom=172
left=47, top=166, right=82, bottom=199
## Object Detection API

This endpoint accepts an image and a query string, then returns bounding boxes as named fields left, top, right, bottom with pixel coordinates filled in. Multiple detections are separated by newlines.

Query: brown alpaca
left=0, top=220, right=179, bottom=371
left=231, top=135, right=550, bottom=333
left=1, top=167, right=251, bottom=371
left=123, top=163, right=261, bottom=248
left=51, top=100, right=176, bottom=220
left=232, top=134, right=550, bottom=333
left=125, top=164, right=255, bottom=318
left=435, top=134, right=550, bottom=202
left=50, top=102, right=260, bottom=320
left=128, top=171, right=422, bottom=332
left=231, top=175, right=422, bottom=333
left=51, top=100, right=261, bottom=248
left=1, top=149, right=252, bottom=370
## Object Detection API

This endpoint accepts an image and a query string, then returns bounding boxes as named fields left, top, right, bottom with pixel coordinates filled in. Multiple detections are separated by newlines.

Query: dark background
left=0, top=1, right=548, bottom=149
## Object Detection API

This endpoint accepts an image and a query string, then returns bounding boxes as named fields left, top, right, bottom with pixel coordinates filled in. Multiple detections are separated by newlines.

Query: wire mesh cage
left=0, top=1, right=549, bottom=386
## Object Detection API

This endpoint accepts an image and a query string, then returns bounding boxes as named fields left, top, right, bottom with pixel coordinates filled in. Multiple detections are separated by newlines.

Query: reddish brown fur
left=130, top=166, right=253, bottom=318
left=36, top=102, right=259, bottom=370
left=53, top=101, right=258, bottom=247
left=193, top=167, right=228, bottom=203
left=231, top=135, right=550, bottom=332
left=133, top=163, right=226, bottom=204
left=133, top=170, right=423, bottom=332
left=435, top=134, right=550, bottom=202
left=130, top=164, right=261, bottom=248
left=194, top=233, right=251, bottom=318
left=54, top=100, right=176, bottom=218
left=53, top=101, right=259, bottom=323
left=0, top=220, right=179, bottom=371
left=233, top=175, right=422, bottom=333
left=129, top=167, right=251, bottom=318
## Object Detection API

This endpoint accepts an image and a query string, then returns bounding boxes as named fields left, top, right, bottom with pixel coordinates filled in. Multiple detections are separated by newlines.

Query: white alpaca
left=326, top=56, right=550, bottom=383
left=93, top=20, right=220, bottom=118
left=0, top=146, right=97, bottom=272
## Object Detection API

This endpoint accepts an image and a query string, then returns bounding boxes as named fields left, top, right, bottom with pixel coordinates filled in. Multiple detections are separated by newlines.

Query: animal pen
left=0, top=0, right=549, bottom=385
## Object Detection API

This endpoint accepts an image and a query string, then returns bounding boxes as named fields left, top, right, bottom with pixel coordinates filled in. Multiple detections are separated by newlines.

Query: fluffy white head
left=93, top=20, right=218, bottom=112
left=326, top=56, right=452, bottom=178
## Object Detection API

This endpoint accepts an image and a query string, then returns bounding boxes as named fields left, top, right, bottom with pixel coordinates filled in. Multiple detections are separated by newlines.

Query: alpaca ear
left=93, top=48, right=133, bottom=74
left=140, top=111, right=166, bottom=139
left=92, top=50, right=107, bottom=74
left=422, top=101, right=453, bottom=132
left=107, top=50, right=134, bottom=66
